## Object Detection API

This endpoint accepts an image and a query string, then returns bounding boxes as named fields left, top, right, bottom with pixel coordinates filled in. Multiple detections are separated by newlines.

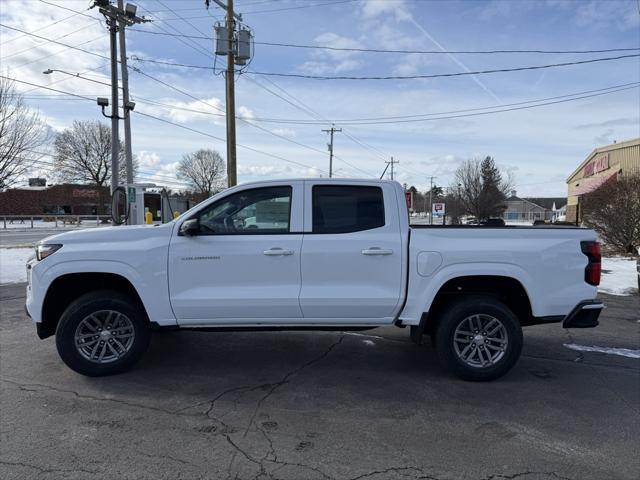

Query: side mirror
left=180, top=218, right=200, bottom=236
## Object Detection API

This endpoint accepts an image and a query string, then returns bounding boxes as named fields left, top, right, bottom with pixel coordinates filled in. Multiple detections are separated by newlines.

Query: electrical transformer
left=235, top=28, right=252, bottom=65
left=214, top=25, right=229, bottom=55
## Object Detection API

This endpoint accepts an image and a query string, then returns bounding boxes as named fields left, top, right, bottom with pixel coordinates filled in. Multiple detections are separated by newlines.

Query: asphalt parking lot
left=1, top=283, right=638, bottom=480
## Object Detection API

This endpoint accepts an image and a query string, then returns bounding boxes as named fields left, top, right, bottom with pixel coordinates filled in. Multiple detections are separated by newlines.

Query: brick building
left=566, top=138, right=640, bottom=223
left=0, top=184, right=110, bottom=215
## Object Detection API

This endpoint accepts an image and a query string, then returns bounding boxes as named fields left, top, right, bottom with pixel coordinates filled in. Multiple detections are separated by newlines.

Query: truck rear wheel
left=434, top=295, right=523, bottom=381
left=55, top=290, right=150, bottom=377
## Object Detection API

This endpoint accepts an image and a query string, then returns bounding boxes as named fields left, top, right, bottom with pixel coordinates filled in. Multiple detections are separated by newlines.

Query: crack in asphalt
left=224, top=335, right=346, bottom=478
left=0, top=460, right=100, bottom=476
left=480, top=472, right=574, bottom=480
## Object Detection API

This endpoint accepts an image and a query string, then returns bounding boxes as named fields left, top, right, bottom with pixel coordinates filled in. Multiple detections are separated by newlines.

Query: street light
left=42, top=68, right=113, bottom=87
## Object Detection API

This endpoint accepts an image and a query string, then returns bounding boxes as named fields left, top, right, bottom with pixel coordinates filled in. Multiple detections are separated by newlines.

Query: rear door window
left=312, top=185, right=385, bottom=234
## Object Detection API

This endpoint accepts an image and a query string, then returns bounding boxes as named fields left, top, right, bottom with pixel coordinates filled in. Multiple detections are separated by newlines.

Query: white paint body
left=26, top=179, right=598, bottom=328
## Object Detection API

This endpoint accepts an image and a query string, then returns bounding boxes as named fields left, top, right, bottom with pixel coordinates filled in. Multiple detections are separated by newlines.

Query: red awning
left=573, top=170, right=618, bottom=196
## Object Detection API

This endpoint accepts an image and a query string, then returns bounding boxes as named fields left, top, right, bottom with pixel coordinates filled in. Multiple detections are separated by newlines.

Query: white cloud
left=162, top=97, right=224, bottom=124
left=298, top=32, right=364, bottom=75
left=360, top=0, right=411, bottom=22
left=272, top=128, right=296, bottom=137
left=137, top=151, right=162, bottom=169
left=238, top=105, right=255, bottom=121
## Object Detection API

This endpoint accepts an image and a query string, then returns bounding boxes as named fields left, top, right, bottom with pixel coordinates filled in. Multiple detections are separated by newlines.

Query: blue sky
left=1, top=0, right=639, bottom=196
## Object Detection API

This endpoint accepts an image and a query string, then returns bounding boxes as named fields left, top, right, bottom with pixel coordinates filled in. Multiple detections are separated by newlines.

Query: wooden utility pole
left=118, top=0, right=133, bottom=185
left=428, top=176, right=434, bottom=224
left=225, top=0, right=237, bottom=187
left=322, top=125, right=342, bottom=178
left=385, top=157, right=399, bottom=181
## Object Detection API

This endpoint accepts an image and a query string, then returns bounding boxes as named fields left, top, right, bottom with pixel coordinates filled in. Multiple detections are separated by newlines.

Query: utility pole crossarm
left=209, top=0, right=242, bottom=21
left=384, top=157, right=399, bottom=181
left=322, top=126, right=342, bottom=178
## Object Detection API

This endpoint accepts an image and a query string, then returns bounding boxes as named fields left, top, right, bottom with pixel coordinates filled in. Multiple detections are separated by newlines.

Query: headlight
left=36, top=244, right=62, bottom=261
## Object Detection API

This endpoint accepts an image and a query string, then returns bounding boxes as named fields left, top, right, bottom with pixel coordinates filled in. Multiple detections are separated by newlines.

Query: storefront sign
left=72, top=189, right=98, bottom=198
left=405, top=191, right=413, bottom=209
left=432, top=202, right=445, bottom=217
left=583, top=154, right=609, bottom=177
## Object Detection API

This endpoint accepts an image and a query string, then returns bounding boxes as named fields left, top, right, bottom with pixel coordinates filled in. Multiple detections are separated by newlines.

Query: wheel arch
left=39, top=272, right=148, bottom=339
left=423, top=275, right=534, bottom=335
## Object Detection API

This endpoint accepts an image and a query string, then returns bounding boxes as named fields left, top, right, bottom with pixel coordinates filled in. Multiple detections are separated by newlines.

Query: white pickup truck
left=25, top=179, right=604, bottom=381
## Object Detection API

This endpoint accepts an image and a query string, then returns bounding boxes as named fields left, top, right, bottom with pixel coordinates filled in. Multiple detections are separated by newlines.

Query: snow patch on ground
left=343, top=332, right=384, bottom=340
left=362, top=339, right=376, bottom=346
left=599, top=257, right=637, bottom=296
left=563, top=343, right=640, bottom=359
left=0, top=248, right=33, bottom=284
left=1, top=219, right=106, bottom=230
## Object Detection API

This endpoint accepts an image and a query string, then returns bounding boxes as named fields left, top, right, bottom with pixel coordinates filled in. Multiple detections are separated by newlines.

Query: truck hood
left=39, top=223, right=175, bottom=246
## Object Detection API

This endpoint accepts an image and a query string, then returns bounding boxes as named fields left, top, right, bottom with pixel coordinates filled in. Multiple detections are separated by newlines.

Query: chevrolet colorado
left=25, top=179, right=604, bottom=380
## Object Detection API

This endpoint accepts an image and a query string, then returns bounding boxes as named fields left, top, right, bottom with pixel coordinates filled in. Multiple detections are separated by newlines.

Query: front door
left=168, top=183, right=303, bottom=324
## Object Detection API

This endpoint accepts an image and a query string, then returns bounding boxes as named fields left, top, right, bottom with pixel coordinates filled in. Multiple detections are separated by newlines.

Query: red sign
left=405, top=191, right=413, bottom=209
left=583, top=154, right=609, bottom=177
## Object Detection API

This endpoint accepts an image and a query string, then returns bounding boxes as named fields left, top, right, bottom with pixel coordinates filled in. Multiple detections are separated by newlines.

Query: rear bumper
left=562, top=300, right=605, bottom=328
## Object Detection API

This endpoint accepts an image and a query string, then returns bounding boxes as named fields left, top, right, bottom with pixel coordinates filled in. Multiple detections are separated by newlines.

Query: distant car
left=480, top=218, right=506, bottom=226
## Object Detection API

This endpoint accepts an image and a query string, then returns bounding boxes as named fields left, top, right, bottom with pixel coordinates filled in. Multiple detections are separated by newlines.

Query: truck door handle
left=263, top=248, right=294, bottom=256
left=361, top=248, right=393, bottom=256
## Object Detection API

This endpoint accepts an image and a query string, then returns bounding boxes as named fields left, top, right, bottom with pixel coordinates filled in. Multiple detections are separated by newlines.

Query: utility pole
left=322, top=125, right=342, bottom=178
left=93, top=0, right=145, bottom=195
left=211, top=0, right=248, bottom=187
left=211, top=1, right=251, bottom=188
left=385, top=157, right=399, bottom=181
left=106, top=14, right=119, bottom=195
left=428, top=176, right=435, bottom=224
left=118, top=0, right=133, bottom=185
left=225, top=0, right=237, bottom=187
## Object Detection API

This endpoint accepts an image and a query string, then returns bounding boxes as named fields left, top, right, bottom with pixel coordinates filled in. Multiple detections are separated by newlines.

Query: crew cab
left=25, top=179, right=604, bottom=380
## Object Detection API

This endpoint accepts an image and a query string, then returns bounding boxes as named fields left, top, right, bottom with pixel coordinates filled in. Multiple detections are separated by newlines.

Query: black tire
left=55, top=290, right=151, bottom=377
left=434, top=295, right=523, bottom=381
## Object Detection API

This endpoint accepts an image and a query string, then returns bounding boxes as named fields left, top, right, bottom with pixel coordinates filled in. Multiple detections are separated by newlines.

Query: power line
left=248, top=54, right=640, bottom=80
left=237, top=81, right=640, bottom=125
left=136, top=3, right=214, bottom=60
left=155, top=0, right=358, bottom=20
left=253, top=42, right=640, bottom=56
left=2, top=21, right=98, bottom=60
left=134, top=110, right=329, bottom=175
left=243, top=74, right=377, bottom=177
left=0, top=23, right=110, bottom=61
left=129, top=66, right=344, bottom=169
left=9, top=24, right=637, bottom=86
left=154, top=0, right=209, bottom=37
left=0, top=8, right=86, bottom=47
left=125, top=27, right=640, bottom=56
left=123, top=52, right=640, bottom=80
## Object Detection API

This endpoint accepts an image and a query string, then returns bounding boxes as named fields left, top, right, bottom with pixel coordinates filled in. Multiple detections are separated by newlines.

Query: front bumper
left=563, top=300, right=605, bottom=328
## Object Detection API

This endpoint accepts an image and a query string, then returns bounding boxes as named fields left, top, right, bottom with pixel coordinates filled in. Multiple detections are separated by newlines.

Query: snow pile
left=563, top=343, right=640, bottom=359
left=599, top=257, right=637, bottom=296
left=0, top=248, right=33, bottom=284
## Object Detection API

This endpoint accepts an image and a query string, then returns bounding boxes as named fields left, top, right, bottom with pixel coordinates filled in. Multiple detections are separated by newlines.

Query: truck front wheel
left=55, top=290, right=151, bottom=377
left=434, top=295, right=523, bottom=381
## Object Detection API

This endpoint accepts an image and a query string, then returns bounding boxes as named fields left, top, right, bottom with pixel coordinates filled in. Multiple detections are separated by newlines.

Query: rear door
left=299, top=182, right=403, bottom=322
left=168, top=182, right=303, bottom=324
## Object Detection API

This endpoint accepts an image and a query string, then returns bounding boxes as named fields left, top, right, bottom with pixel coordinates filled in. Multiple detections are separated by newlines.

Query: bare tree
left=177, top=149, right=225, bottom=197
left=581, top=174, right=640, bottom=254
left=0, top=77, right=50, bottom=189
left=53, top=120, right=136, bottom=185
left=455, top=156, right=513, bottom=220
